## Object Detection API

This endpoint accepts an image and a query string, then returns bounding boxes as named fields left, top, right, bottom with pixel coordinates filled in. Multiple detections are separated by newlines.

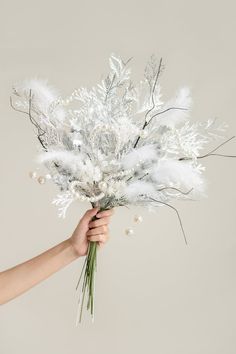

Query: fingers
left=81, top=207, right=114, bottom=225
left=96, top=208, right=115, bottom=218
left=87, top=233, right=109, bottom=243
left=88, top=216, right=110, bottom=229
left=81, top=208, right=114, bottom=249
left=81, top=207, right=99, bottom=224
left=87, top=224, right=108, bottom=236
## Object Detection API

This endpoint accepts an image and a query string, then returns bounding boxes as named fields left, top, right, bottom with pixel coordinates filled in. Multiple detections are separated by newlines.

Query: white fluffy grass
left=13, top=78, right=65, bottom=122
left=150, top=159, right=206, bottom=196
left=121, top=145, right=157, bottom=169
left=156, top=87, right=192, bottom=128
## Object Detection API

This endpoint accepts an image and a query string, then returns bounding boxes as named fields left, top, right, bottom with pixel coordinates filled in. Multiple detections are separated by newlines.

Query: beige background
left=0, top=0, right=236, bottom=353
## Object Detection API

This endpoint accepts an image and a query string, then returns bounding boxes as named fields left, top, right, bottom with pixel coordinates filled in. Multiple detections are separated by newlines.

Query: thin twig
left=11, top=91, right=48, bottom=151
left=144, top=58, right=163, bottom=121
left=179, top=136, right=236, bottom=161
left=10, top=96, right=28, bottom=115
left=133, top=58, right=163, bottom=149
left=157, top=187, right=193, bottom=195
left=205, top=153, right=236, bottom=158
left=147, top=106, right=188, bottom=126
left=145, top=196, right=188, bottom=245
left=28, top=90, right=47, bottom=150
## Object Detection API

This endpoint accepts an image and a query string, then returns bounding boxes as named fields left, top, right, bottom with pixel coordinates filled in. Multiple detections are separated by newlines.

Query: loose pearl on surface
left=29, top=171, right=37, bottom=179
left=134, top=215, right=143, bottom=223
left=125, top=228, right=134, bottom=236
left=37, top=176, right=46, bottom=185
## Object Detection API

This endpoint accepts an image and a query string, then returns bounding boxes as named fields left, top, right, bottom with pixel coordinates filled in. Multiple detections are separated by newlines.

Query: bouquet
left=10, top=53, right=235, bottom=323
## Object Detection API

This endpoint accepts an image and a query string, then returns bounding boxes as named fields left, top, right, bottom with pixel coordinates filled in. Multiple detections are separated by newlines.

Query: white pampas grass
left=37, top=150, right=103, bottom=183
left=157, top=87, right=192, bottom=128
left=13, top=78, right=65, bottom=123
left=150, top=159, right=206, bottom=196
left=123, top=180, right=156, bottom=201
left=121, top=145, right=158, bottom=169
left=37, top=150, right=80, bottom=165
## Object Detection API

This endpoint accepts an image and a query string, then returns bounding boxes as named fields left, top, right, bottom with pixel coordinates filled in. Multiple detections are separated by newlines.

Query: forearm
left=0, top=239, right=79, bottom=305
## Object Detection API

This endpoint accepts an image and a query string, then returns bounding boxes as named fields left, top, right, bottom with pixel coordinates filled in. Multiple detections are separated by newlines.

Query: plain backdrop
left=0, top=1, right=236, bottom=354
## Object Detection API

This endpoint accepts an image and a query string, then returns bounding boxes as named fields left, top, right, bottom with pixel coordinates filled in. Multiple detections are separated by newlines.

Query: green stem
left=76, top=204, right=110, bottom=323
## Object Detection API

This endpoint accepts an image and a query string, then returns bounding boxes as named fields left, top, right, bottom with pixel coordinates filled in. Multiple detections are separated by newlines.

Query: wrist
left=65, top=238, right=81, bottom=260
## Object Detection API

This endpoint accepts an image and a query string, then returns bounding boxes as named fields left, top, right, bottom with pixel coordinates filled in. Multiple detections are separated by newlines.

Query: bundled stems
left=76, top=204, right=107, bottom=324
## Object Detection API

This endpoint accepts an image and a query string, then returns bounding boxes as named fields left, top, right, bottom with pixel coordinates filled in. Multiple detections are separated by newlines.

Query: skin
left=0, top=207, right=114, bottom=305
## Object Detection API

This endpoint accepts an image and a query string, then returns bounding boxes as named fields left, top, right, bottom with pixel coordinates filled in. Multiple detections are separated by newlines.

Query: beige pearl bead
left=134, top=215, right=143, bottom=223
left=125, top=228, right=134, bottom=236
left=37, top=176, right=46, bottom=185
left=29, top=171, right=37, bottom=179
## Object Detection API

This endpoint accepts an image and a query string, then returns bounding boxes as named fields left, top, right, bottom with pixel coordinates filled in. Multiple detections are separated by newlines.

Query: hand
left=69, top=207, right=114, bottom=257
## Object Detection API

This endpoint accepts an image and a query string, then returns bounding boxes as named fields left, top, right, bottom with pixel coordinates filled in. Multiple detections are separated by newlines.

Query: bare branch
left=10, top=96, right=28, bottom=115
left=28, top=90, right=48, bottom=151
left=147, top=106, right=188, bottom=126
left=144, top=57, right=163, bottom=120
left=10, top=91, right=48, bottom=151
left=133, top=58, right=163, bottom=149
left=146, top=196, right=188, bottom=245
left=157, top=187, right=193, bottom=195
left=179, top=136, right=236, bottom=161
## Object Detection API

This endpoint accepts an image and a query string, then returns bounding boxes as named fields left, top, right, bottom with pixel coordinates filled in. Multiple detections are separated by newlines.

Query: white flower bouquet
left=10, top=53, right=235, bottom=322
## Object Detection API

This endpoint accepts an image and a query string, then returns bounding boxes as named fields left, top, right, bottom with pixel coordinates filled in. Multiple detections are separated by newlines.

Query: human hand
left=69, top=207, right=114, bottom=257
